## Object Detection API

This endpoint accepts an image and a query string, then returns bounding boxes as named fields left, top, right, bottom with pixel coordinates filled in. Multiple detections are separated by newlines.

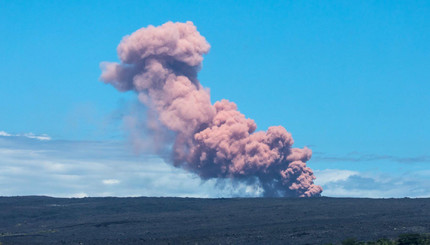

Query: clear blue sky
left=0, top=1, right=429, bottom=197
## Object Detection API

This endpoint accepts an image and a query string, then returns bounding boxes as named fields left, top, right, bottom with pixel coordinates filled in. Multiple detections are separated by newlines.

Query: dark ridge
left=0, top=196, right=429, bottom=244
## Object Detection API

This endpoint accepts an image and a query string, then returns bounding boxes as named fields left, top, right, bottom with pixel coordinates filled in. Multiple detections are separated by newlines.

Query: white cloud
left=316, top=170, right=430, bottom=198
left=102, top=179, right=120, bottom=185
left=22, top=133, right=51, bottom=141
left=0, top=136, right=262, bottom=198
left=0, top=135, right=429, bottom=198
left=70, top=192, right=89, bottom=198
left=0, top=131, right=11, bottom=137
left=0, top=130, right=51, bottom=141
left=314, top=169, right=358, bottom=186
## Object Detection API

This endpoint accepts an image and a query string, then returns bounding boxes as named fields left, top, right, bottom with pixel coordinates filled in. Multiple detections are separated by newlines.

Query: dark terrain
left=0, top=196, right=429, bottom=244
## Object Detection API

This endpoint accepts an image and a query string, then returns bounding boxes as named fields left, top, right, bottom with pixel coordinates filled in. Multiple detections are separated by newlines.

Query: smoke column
left=100, top=21, right=322, bottom=197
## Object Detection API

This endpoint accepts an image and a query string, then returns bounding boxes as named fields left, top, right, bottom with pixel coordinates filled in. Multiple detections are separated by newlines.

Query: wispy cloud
left=102, top=179, right=120, bottom=185
left=313, top=169, right=358, bottom=186
left=315, top=169, right=430, bottom=198
left=21, top=133, right=51, bottom=141
left=0, top=131, right=11, bottom=137
left=0, top=135, right=261, bottom=197
left=313, top=152, right=430, bottom=164
left=0, top=131, right=51, bottom=141
left=1, top=132, right=429, bottom=198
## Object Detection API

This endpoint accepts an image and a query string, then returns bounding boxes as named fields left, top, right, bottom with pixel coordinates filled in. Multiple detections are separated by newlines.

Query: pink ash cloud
left=100, top=21, right=322, bottom=197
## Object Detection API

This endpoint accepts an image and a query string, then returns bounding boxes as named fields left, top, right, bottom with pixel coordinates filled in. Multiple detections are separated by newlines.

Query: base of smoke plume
left=120, top=99, right=320, bottom=198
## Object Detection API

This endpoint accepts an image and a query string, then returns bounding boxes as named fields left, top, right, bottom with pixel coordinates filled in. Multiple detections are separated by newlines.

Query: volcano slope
left=0, top=196, right=429, bottom=244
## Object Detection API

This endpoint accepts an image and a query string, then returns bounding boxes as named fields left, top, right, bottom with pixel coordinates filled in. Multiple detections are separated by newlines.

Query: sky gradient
left=1, top=1, right=429, bottom=197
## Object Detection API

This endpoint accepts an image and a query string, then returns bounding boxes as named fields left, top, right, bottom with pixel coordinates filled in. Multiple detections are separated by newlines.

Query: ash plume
left=100, top=21, right=322, bottom=197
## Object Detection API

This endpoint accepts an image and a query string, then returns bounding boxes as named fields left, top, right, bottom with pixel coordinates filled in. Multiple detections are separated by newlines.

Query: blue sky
left=0, top=1, right=429, bottom=197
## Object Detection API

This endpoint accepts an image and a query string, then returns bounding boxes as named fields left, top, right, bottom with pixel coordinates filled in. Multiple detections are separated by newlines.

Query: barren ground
left=0, top=196, right=429, bottom=244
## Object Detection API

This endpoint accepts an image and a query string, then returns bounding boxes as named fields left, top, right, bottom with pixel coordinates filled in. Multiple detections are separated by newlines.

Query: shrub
left=397, top=233, right=430, bottom=245
left=339, top=234, right=430, bottom=245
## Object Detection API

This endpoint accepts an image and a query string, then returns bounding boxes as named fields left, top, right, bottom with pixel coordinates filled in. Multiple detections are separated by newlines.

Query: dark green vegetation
left=337, top=233, right=430, bottom=245
left=0, top=196, right=429, bottom=244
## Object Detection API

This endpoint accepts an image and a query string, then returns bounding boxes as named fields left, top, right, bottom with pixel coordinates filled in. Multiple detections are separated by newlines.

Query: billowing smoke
left=100, top=21, right=322, bottom=197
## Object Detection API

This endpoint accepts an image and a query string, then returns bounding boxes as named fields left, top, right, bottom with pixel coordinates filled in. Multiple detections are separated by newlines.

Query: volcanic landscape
left=0, top=196, right=429, bottom=244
